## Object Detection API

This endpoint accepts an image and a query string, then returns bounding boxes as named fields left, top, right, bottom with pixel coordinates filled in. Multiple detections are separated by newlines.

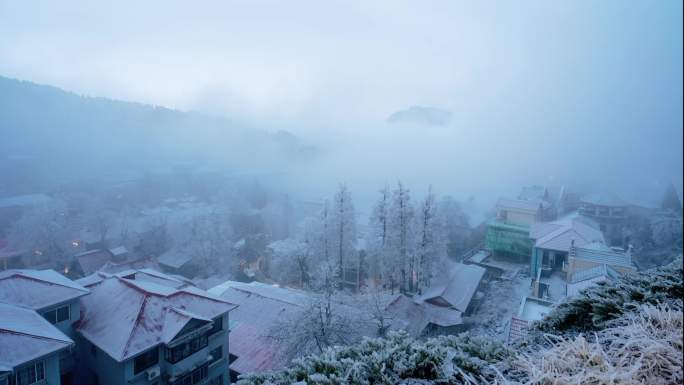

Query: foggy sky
left=0, top=1, right=682, bottom=209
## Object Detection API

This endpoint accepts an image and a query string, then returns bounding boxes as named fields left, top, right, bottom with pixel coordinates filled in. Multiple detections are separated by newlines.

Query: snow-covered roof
left=422, top=263, right=486, bottom=312
left=385, top=295, right=462, bottom=337
left=157, top=249, right=193, bottom=269
left=108, top=246, right=128, bottom=256
left=0, top=303, right=73, bottom=368
left=0, top=269, right=89, bottom=310
left=76, top=269, right=237, bottom=362
left=75, top=249, right=113, bottom=276
left=209, top=280, right=312, bottom=374
left=0, top=194, right=53, bottom=209
left=531, top=214, right=604, bottom=252
left=209, top=280, right=311, bottom=307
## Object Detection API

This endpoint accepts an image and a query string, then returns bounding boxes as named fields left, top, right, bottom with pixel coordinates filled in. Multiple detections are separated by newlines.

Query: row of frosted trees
left=297, top=182, right=447, bottom=294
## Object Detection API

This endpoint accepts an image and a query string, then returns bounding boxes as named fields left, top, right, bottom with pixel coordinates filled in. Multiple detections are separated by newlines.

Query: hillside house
left=421, top=263, right=487, bottom=315
left=75, top=269, right=236, bottom=385
left=384, top=295, right=464, bottom=337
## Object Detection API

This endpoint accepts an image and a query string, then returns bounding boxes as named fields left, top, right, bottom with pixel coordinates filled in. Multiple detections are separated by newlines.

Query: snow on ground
left=465, top=268, right=531, bottom=341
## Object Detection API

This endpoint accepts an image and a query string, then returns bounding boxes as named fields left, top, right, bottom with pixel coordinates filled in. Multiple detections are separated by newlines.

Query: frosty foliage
left=535, top=257, right=683, bottom=333
left=518, top=304, right=683, bottom=385
left=237, top=331, right=512, bottom=385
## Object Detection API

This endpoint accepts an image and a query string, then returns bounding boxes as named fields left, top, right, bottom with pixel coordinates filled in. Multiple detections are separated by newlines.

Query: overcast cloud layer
left=1, top=0, right=682, bottom=208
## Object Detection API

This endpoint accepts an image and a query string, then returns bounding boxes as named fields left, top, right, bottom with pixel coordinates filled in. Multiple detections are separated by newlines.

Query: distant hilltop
left=386, top=105, right=452, bottom=126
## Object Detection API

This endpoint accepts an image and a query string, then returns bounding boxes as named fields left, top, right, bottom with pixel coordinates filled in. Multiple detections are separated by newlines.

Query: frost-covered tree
left=268, top=238, right=310, bottom=287
left=386, top=181, right=415, bottom=293
left=329, top=184, right=357, bottom=280
left=183, top=210, right=233, bottom=276
left=366, top=184, right=390, bottom=283
left=271, top=262, right=358, bottom=360
left=415, top=186, right=447, bottom=292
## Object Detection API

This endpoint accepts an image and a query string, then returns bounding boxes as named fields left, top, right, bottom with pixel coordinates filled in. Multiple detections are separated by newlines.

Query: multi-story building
left=0, top=269, right=90, bottom=384
left=75, top=269, right=237, bottom=385
left=0, top=303, right=74, bottom=385
left=485, top=197, right=549, bottom=261
left=578, top=193, right=628, bottom=246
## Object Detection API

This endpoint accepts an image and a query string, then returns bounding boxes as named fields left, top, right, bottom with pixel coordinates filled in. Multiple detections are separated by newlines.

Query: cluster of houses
left=468, top=185, right=675, bottom=342
left=0, top=268, right=236, bottom=385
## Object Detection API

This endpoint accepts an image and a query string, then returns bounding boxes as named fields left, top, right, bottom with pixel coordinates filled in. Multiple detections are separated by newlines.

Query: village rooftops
left=0, top=303, right=73, bottom=368
left=76, top=269, right=237, bottom=362
left=0, top=269, right=89, bottom=310
left=421, top=263, right=486, bottom=313
left=530, top=213, right=605, bottom=252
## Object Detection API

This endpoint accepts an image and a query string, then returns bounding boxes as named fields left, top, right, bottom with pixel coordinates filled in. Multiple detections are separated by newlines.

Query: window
left=10, top=361, right=44, bottom=385
left=208, top=316, right=222, bottom=335
left=133, top=347, right=159, bottom=375
left=208, top=346, right=222, bottom=366
left=208, top=374, right=223, bottom=385
left=165, top=334, right=208, bottom=364
left=169, top=363, right=208, bottom=385
left=42, top=304, right=69, bottom=324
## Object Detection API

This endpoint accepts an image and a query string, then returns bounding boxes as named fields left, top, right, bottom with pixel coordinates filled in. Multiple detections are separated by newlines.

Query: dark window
left=42, top=305, right=69, bottom=324
left=133, top=347, right=159, bottom=375
left=209, top=346, right=222, bottom=365
left=43, top=309, right=57, bottom=324
left=57, top=305, right=70, bottom=322
left=165, top=334, right=208, bottom=363
left=209, top=316, right=222, bottom=335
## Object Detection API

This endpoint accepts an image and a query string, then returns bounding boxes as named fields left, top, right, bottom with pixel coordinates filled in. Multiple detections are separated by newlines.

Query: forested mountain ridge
left=0, top=76, right=314, bottom=178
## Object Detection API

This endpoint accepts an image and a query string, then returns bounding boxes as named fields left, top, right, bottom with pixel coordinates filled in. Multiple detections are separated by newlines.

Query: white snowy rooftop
left=0, top=303, right=73, bottom=368
left=209, top=280, right=311, bottom=374
left=158, top=249, right=194, bottom=269
left=76, top=269, right=237, bottom=362
left=0, top=269, right=89, bottom=310
left=530, top=213, right=604, bottom=252
left=422, top=263, right=486, bottom=313
left=385, top=294, right=462, bottom=337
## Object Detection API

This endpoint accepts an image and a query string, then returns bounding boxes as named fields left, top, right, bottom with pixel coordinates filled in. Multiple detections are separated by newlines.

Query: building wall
left=75, top=335, right=126, bottom=385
